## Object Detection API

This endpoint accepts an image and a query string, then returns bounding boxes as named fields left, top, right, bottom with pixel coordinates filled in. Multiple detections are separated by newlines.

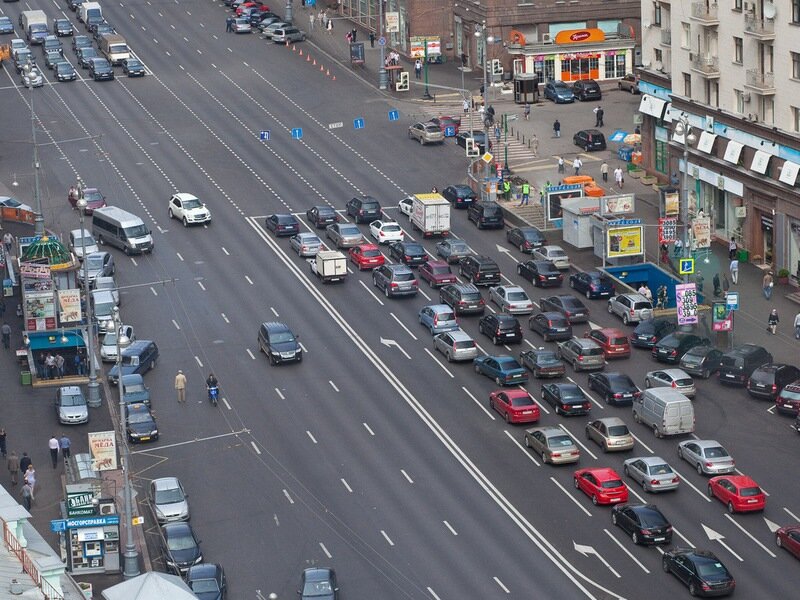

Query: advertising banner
left=712, top=302, right=733, bottom=332
left=24, top=291, right=56, bottom=331
left=57, top=289, right=82, bottom=324
left=606, top=225, right=643, bottom=258
left=676, top=283, right=699, bottom=325
left=409, top=37, right=441, bottom=58
left=20, top=263, right=50, bottom=279
left=664, top=190, right=680, bottom=217
left=601, top=194, right=635, bottom=214
left=658, top=217, right=678, bottom=243
left=88, top=431, right=118, bottom=471
left=547, top=184, right=584, bottom=227
left=692, top=216, right=711, bottom=248
left=385, top=12, right=400, bottom=33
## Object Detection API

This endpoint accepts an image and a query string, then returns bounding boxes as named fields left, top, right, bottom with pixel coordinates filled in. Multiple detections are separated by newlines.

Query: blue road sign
left=679, top=258, right=695, bottom=275
left=444, top=126, right=456, bottom=137
left=388, top=109, right=400, bottom=122
left=353, top=118, right=365, bottom=129
left=291, top=128, right=303, bottom=140
left=378, top=36, right=386, bottom=46
left=725, top=292, right=739, bottom=310
left=259, top=130, right=270, bottom=141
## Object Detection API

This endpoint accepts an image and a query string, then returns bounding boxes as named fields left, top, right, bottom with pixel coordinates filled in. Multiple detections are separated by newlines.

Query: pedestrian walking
left=657, top=284, right=668, bottom=310
left=553, top=119, right=561, bottom=138
left=523, top=102, right=530, bottom=121
left=519, top=182, right=530, bottom=206
left=225, top=16, right=233, bottom=33
left=3, top=232, right=12, bottom=254
left=614, top=166, right=624, bottom=188
left=351, top=28, right=357, bottom=43
left=660, top=243, right=670, bottom=265
left=463, top=98, right=469, bottom=114
left=413, top=58, right=421, bottom=79
left=73, top=352, right=83, bottom=376
left=794, top=311, right=800, bottom=339
left=7, top=451, right=19, bottom=485
left=327, top=18, right=333, bottom=34
left=23, top=464, right=35, bottom=499
left=19, top=452, right=31, bottom=477
left=557, top=156, right=565, bottom=174
left=345, top=31, right=352, bottom=43
left=59, top=434, right=71, bottom=461
left=573, top=157, right=582, bottom=176
left=21, top=482, right=32, bottom=510
left=317, top=10, right=324, bottom=27
left=309, top=13, right=314, bottom=30
left=45, top=352, right=56, bottom=379
left=1, top=322, right=10, bottom=350
left=723, top=274, right=730, bottom=293
left=767, top=308, right=779, bottom=335
left=0, top=428, right=6, bottom=458
left=713, top=273, right=722, bottom=297
left=49, top=435, right=59, bottom=468
left=494, top=124, right=501, bottom=144
left=55, top=353, right=65, bottom=378
left=369, top=32, right=375, bottom=47
left=175, top=369, right=187, bottom=403
left=763, top=271, right=774, bottom=299
left=596, top=107, right=604, bottom=127
left=531, top=134, right=539, bottom=157
left=728, top=237, right=738, bottom=260
left=593, top=105, right=601, bottom=126
left=600, top=161, right=609, bottom=183
left=729, top=257, right=739, bottom=284
left=539, top=186, right=546, bottom=207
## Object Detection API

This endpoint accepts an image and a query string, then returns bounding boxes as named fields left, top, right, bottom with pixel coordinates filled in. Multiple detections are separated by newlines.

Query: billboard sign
left=692, top=216, right=711, bottom=248
left=712, top=302, right=733, bottom=331
left=88, top=431, right=117, bottom=471
left=57, top=289, right=82, bottom=324
left=676, top=283, right=699, bottom=325
left=606, top=225, right=643, bottom=258
left=24, top=290, right=56, bottom=331
left=601, top=194, right=635, bottom=214
left=658, top=217, right=678, bottom=243
left=385, top=12, right=400, bottom=33
left=664, top=190, right=679, bottom=217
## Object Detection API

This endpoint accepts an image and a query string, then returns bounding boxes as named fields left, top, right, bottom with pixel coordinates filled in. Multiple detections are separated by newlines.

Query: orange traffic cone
left=312, top=59, right=316, bottom=65
left=292, top=45, right=296, bottom=51
left=306, top=54, right=310, bottom=62
left=320, top=64, right=324, bottom=71
left=299, top=49, right=303, bottom=56
left=332, top=75, right=336, bottom=81
left=326, top=69, right=330, bottom=76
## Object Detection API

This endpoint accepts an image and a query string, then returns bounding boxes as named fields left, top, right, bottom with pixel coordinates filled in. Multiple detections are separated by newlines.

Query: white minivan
left=632, top=388, right=694, bottom=438
left=92, top=206, right=153, bottom=255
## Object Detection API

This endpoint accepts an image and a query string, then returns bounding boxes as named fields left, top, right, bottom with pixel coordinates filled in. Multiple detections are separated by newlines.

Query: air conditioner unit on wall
left=541, top=33, right=551, bottom=43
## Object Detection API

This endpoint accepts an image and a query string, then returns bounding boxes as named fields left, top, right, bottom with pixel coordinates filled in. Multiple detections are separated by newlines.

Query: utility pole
left=378, top=0, right=387, bottom=90
left=284, top=0, right=292, bottom=26
left=28, top=79, right=44, bottom=237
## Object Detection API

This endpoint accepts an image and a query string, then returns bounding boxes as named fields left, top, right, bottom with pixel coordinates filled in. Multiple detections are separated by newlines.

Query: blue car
left=569, top=271, right=616, bottom=299
left=473, top=355, right=529, bottom=386
left=544, top=81, right=575, bottom=103
left=418, top=304, right=459, bottom=335
left=0, top=17, right=15, bottom=34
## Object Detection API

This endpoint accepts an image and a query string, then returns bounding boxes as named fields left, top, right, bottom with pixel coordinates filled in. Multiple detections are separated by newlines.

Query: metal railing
left=2, top=520, right=63, bottom=600
left=746, top=68, right=775, bottom=89
left=691, top=2, right=719, bottom=21
left=692, top=54, right=720, bottom=74
left=744, top=14, right=775, bottom=35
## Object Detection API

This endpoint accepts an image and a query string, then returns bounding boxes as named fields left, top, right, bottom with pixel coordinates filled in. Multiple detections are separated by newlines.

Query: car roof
left=495, top=285, right=524, bottom=292
left=187, top=563, right=220, bottom=579
left=573, top=337, right=601, bottom=348
left=715, top=475, right=757, bottom=487
left=583, top=129, right=604, bottom=135
left=152, top=476, right=181, bottom=490
left=528, top=425, right=569, bottom=437
left=658, top=368, right=691, bottom=378
left=173, top=192, right=199, bottom=201
left=262, top=321, right=291, bottom=332
left=163, top=521, right=193, bottom=535
left=387, top=264, right=412, bottom=273
left=424, top=259, right=448, bottom=267
left=441, top=328, right=472, bottom=341
left=629, top=455, right=670, bottom=466
left=583, top=467, right=621, bottom=481
left=619, top=293, right=648, bottom=302
left=450, top=283, right=479, bottom=292
left=594, top=327, right=626, bottom=336
left=426, top=304, right=453, bottom=313
left=688, top=439, right=724, bottom=448
left=595, top=416, right=626, bottom=426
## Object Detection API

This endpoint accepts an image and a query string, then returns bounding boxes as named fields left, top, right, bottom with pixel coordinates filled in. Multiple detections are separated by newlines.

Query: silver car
left=100, top=325, right=135, bottom=362
left=290, top=232, right=321, bottom=257
left=524, top=426, right=580, bottom=465
left=623, top=456, right=680, bottom=492
left=489, top=285, right=534, bottom=315
left=232, top=17, right=252, bottom=33
left=607, top=293, right=653, bottom=325
left=585, top=417, right=635, bottom=452
left=79, top=251, right=115, bottom=285
left=408, top=122, right=445, bottom=145
left=557, top=336, right=606, bottom=371
left=677, top=440, right=736, bottom=475
left=326, top=223, right=363, bottom=248
left=432, top=329, right=478, bottom=362
left=21, top=66, right=44, bottom=88
left=645, top=368, right=696, bottom=398
left=262, top=21, right=289, bottom=39
left=55, top=386, right=89, bottom=425
left=272, top=27, right=306, bottom=44
left=150, top=477, right=190, bottom=523
left=94, top=276, right=120, bottom=306
left=69, top=228, right=100, bottom=259
left=532, top=245, right=570, bottom=270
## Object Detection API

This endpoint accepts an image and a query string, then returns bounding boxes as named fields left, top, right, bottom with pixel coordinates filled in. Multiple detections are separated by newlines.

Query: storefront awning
left=638, top=95, right=667, bottom=119
left=779, top=160, right=800, bottom=186
left=723, top=140, right=744, bottom=164
left=662, top=104, right=680, bottom=123
left=25, top=329, right=86, bottom=351
left=696, top=131, right=717, bottom=154
left=751, top=150, right=771, bottom=174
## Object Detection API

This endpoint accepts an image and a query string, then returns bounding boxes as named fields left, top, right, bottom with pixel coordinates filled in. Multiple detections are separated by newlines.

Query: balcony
left=690, top=2, right=719, bottom=25
left=744, top=15, right=775, bottom=40
left=745, top=69, right=776, bottom=94
left=690, top=54, right=720, bottom=77
left=660, top=29, right=672, bottom=46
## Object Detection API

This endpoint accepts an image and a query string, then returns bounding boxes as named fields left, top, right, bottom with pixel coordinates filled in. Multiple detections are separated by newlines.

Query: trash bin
left=737, top=249, right=749, bottom=263
left=20, top=371, right=31, bottom=386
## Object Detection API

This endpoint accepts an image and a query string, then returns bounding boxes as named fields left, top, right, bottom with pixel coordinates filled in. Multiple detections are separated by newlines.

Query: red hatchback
left=489, top=390, right=540, bottom=424
left=349, top=244, right=385, bottom=270
left=707, top=475, right=766, bottom=513
left=418, top=260, right=457, bottom=288
left=68, top=187, right=106, bottom=214
left=585, top=328, right=631, bottom=359
left=777, top=525, right=800, bottom=560
left=574, top=467, right=629, bottom=505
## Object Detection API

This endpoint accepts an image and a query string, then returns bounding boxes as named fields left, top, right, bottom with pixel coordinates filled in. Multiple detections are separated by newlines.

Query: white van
left=632, top=388, right=694, bottom=438
left=92, top=206, right=154, bottom=255
left=99, top=34, right=129, bottom=65
left=78, top=2, right=102, bottom=25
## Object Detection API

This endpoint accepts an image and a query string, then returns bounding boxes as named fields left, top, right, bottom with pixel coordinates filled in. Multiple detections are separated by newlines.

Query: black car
left=439, top=283, right=485, bottom=315
left=652, top=333, right=710, bottom=364
left=459, top=255, right=501, bottom=286
left=265, top=213, right=300, bottom=236
left=528, top=311, right=572, bottom=342
left=506, top=226, right=546, bottom=252
left=125, top=403, right=158, bottom=443
left=306, top=205, right=338, bottom=228
left=630, top=317, right=677, bottom=349
left=435, top=238, right=472, bottom=264
left=299, top=567, right=338, bottom=600
left=479, top=313, right=522, bottom=345
left=68, top=0, right=85, bottom=9
left=520, top=349, right=566, bottom=378
left=746, top=363, right=800, bottom=400
left=258, top=321, right=302, bottom=365
left=572, top=79, right=602, bottom=101
left=467, top=201, right=504, bottom=229
left=346, top=195, right=381, bottom=223
left=122, top=58, right=145, bottom=77
left=72, top=35, right=92, bottom=51
left=569, top=270, right=616, bottom=299
left=162, top=522, right=203, bottom=575
left=187, top=563, right=227, bottom=600
left=662, top=549, right=735, bottom=597
left=53, top=19, right=74, bottom=36
left=680, top=345, right=724, bottom=378
left=54, top=61, right=77, bottom=81
left=573, top=129, right=606, bottom=152
left=611, top=504, right=672, bottom=545
left=456, top=130, right=486, bottom=154
left=442, top=184, right=476, bottom=208
left=517, top=260, right=563, bottom=288
left=77, top=50, right=99, bottom=71
left=388, top=241, right=427, bottom=267
left=718, top=344, right=773, bottom=386
left=541, top=382, right=592, bottom=416
left=588, top=372, right=641, bottom=405
left=42, top=36, right=64, bottom=56
left=539, top=294, right=589, bottom=323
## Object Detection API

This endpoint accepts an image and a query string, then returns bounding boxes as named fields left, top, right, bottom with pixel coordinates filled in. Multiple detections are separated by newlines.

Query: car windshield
left=740, top=486, right=762, bottom=497
left=167, top=531, right=196, bottom=551
left=536, top=352, right=560, bottom=364
left=509, top=395, right=533, bottom=407
left=393, top=272, right=414, bottom=282
left=704, top=446, right=729, bottom=458
left=190, top=579, right=220, bottom=593
left=270, top=332, right=295, bottom=344
left=601, top=479, right=624, bottom=489
left=183, top=199, right=202, bottom=209
left=302, top=580, right=333, bottom=596
left=60, top=393, right=84, bottom=407
left=361, top=248, right=380, bottom=258
left=86, top=256, right=104, bottom=269
left=548, top=435, right=574, bottom=448
left=128, top=411, right=152, bottom=425
left=649, top=463, right=673, bottom=475
left=607, top=425, right=629, bottom=436
left=155, top=487, right=184, bottom=504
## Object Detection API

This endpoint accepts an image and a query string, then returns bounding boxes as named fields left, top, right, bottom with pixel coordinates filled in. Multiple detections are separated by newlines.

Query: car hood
left=168, top=545, right=200, bottom=565
left=128, top=419, right=155, bottom=434
left=272, top=340, right=299, bottom=353
left=302, top=594, right=334, bottom=600
left=157, top=499, right=189, bottom=520
left=59, top=406, right=88, bottom=419
left=194, top=590, right=223, bottom=600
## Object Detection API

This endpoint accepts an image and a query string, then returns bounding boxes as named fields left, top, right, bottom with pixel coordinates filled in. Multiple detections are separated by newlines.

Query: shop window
left=654, top=139, right=668, bottom=174
left=794, top=0, right=800, bottom=24
left=734, top=38, right=743, bottom=65
left=534, top=59, right=555, bottom=83
left=792, top=106, right=800, bottom=133
left=604, top=54, right=627, bottom=79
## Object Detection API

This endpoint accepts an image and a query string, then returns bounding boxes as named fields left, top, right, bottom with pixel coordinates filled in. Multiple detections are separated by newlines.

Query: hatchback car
left=544, top=80, right=575, bottom=103
left=707, top=475, right=766, bottom=513
left=540, top=295, right=589, bottom=323
left=326, top=222, right=363, bottom=248
left=346, top=195, right=382, bottom=223
left=586, top=417, right=635, bottom=452
left=524, top=426, right=580, bottom=464
left=467, top=201, right=504, bottom=229
left=652, top=333, right=710, bottom=364
left=608, top=293, right=653, bottom=325
left=680, top=345, right=723, bottom=378
left=645, top=368, right=696, bottom=398
left=517, top=260, right=563, bottom=288
left=261, top=20, right=289, bottom=38
left=489, top=389, right=540, bottom=424
left=286, top=232, right=319, bottom=257
left=557, top=336, right=605, bottom=371
left=258, top=321, right=302, bottom=365
left=439, top=283, right=485, bottom=315
left=574, top=467, right=628, bottom=505
left=88, top=57, right=114, bottom=80
left=506, top=226, right=546, bottom=252
left=776, top=525, right=800, bottom=560
left=441, top=184, right=476, bottom=208
left=100, top=325, right=134, bottom=362
left=372, top=264, right=418, bottom=298
left=54, top=61, right=77, bottom=81
left=572, top=79, right=602, bottom=101
left=69, top=228, right=99, bottom=259
left=479, top=313, right=522, bottom=345
left=573, top=129, right=607, bottom=152
left=162, top=522, right=203, bottom=575
left=79, top=251, right=115, bottom=285
left=775, top=380, right=800, bottom=416
left=388, top=240, right=426, bottom=267
left=718, top=344, right=772, bottom=385
left=306, top=205, right=338, bottom=228
left=532, top=245, right=570, bottom=270
left=418, top=260, right=456, bottom=288
left=541, top=382, right=592, bottom=416
left=588, top=372, right=641, bottom=405
left=459, top=255, right=501, bottom=286
left=125, top=403, right=158, bottom=443
left=528, top=311, right=572, bottom=342
left=473, top=355, right=528, bottom=386
left=121, top=374, right=150, bottom=406
left=569, top=270, right=616, bottom=299
left=150, top=477, right=190, bottom=523
left=55, top=386, right=89, bottom=425
left=369, top=220, right=404, bottom=244
left=489, top=285, right=533, bottom=314
left=432, top=329, right=478, bottom=362
left=348, top=244, right=384, bottom=270
left=622, top=456, right=680, bottom=492
left=418, top=304, right=458, bottom=336
left=520, top=348, right=565, bottom=378
left=187, top=563, right=227, bottom=600
left=122, top=57, right=145, bottom=77
left=408, top=121, right=444, bottom=145
left=612, top=503, right=672, bottom=545
left=630, top=317, right=677, bottom=349
left=435, top=238, right=472, bottom=264
left=299, top=567, right=338, bottom=600
left=746, top=363, right=800, bottom=400
left=677, top=440, right=735, bottom=475
left=585, top=328, right=631, bottom=359
left=662, top=549, right=735, bottom=597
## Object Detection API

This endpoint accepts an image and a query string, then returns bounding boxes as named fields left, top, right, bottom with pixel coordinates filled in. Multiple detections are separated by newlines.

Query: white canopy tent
left=101, top=571, right=196, bottom=600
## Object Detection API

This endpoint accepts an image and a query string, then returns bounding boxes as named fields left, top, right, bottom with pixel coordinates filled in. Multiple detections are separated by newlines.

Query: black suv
left=467, top=201, right=504, bottom=229
left=478, top=313, right=522, bottom=345
left=651, top=333, right=710, bottom=364
left=439, top=283, right=485, bottom=315
left=258, top=322, right=302, bottom=365
left=459, top=255, right=501, bottom=286
left=346, top=195, right=381, bottom=223
left=719, top=344, right=772, bottom=386
left=572, top=79, right=602, bottom=101
left=573, top=129, right=606, bottom=152
left=630, top=318, right=677, bottom=349
left=88, top=57, right=114, bottom=81
left=746, top=363, right=800, bottom=400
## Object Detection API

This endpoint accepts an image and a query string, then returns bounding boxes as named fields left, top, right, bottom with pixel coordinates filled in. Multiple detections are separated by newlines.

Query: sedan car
left=662, top=549, right=735, bottom=597
left=776, top=525, right=800, bottom=560
left=573, top=467, right=628, bottom=505
left=630, top=317, right=677, bottom=350
left=265, top=213, right=299, bottom=236
left=432, top=329, right=478, bottom=362
left=306, top=205, right=338, bottom=228
left=489, top=389, right=540, bottom=424
left=489, top=285, right=533, bottom=314
left=348, top=244, right=384, bottom=270
left=679, top=345, right=722, bottom=378
left=707, top=475, right=766, bottom=513
left=585, top=328, right=631, bottom=359
left=0, top=16, right=14, bottom=35
left=408, top=121, right=444, bottom=145
left=506, top=226, right=546, bottom=252
left=528, top=311, right=572, bottom=342
left=569, top=270, right=616, bottom=299
left=125, top=403, right=159, bottom=443
left=54, top=61, right=77, bottom=82
left=645, top=368, right=696, bottom=398
left=540, top=295, right=589, bottom=323
left=388, top=240, right=427, bottom=267
left=122, top=57, right=146, bottom=77
left=55, top=386, right=89, bottom=425
left=298, top=567, right=338, bottom=600
left=418, top=304, right=458, bottom=336
left=441, top=184, right=477, bottom=208
left=623, top=456, right=680, bottom=492
left=53, top=18, right=74, bottom=36
left=169, top=193, right=211, bottom=226
left=435, top=238, right=472, bottom=263
left=585, top=417, right=635, bottom=452
left=76, top=46, right=98, bottom=68
left=517, top=260, right=563, bottom=288
left=588, top=372, right=640, bottom=405
left=652, top=333, right=710, bottom=364
left=473, top=355, right=528, bottom=386
left=326, top=223, right=363, bottom=248
left=232, top=17, right=252, bottom=33
left=150, top=477, right=190, bottom=523
left=612, top=503, right=672, bottom=545
left=520, top=348, right=566, bottom=378
left=418, top=260, right=456, bottom=288
left=478, top=313, right=522, bottom=345
left=72, top=35, right=92, bottom=51
left=289, top=232, right=321, bottom=257
left=187, top=563, right=227, bottom=600
left=677, top=440, right=735, bottom=475
left=369, top=220, right=404, bottom=244
left=541, top=382, right=592, bottom=416
left=88, top=57, right=114, bottom=81
left=544, top=80, right=575, bottom=103
left=524, top=426, right=580, bottom=464
left=532, top=245, right=570, bottom=270
left=68, top=187, right=106, bottom=213
left=162, top=522, right=202, bottom=575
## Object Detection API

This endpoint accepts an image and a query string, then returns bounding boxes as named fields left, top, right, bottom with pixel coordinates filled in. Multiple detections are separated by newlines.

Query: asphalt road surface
left=1, top=1, right=799, bottom=598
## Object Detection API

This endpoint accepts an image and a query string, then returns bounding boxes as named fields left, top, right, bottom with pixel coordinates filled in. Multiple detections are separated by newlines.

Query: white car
left=100, top=325, right=134, bottom=362
left=69, top=228, right=100, bottom=259
left=150, top=477, right=190, bottom=523
left=532, top=245, right=570, bottom=270
left=369, top=220, right=405, bottom=244
left=95, top=276, right=120, bottom=306
left=168, top=193, right=211, bottom=226
left=21, top=66, right=44, bottom=88
left=488, top=285, right=534, bottom=314
left=0, top=196, right=34, bottom=213
left=262, top=21, right=289, bottom=39
left=398, top=196, right=414, bottom=218
left=645, top=368, right=696, bottom=398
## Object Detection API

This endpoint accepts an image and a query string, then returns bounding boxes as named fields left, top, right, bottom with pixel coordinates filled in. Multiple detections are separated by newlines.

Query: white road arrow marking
left=495, top=243, right=514, bottom=258
left=764, top=517, right=781, bottom=533
left=573, top=541, right=621, bottom=578
left=380, top=337, right=411, bottom=359
left=701, top=523, right=743, bottom=562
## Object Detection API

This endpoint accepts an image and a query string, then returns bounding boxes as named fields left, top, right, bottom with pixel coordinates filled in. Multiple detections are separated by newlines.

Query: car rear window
left=424, top=125, right=439, bottom=133
left=705, top=447, right=729, bottom=458
left=601, top=479, right=624, bottom=489
left=780, top=388, right=800, bottom=401
left=610, top=336, right=628, bottom=345
left=479, top=264, right=500, bottom=273
left=437, top=311, right=455, bottom=321
left=550, top=249, right=567, bottom=258
left=497, top=358, right=520, bottom=369
left=362, top=248, right=381, bottom=257
left=449, top=241, right=469, bottom=252
left=394, top=272, right=414, bottom=282
left=740, top=486, right=762, bottom=497
left=506, top=291, right=527, bottom=301
left=720, top=356, right=743, bottom=368
left=537, top=352, right=560, bottom=364
left=405, top=243, right=424, bottom=253
left=583, top=347, right=604, bottom=356
left=453, top=340, right=475, bottom=349
left=675, top=378, right=694, bottom=387
left=549, top=317, right=568, bottom=327
left=607, top=425, right=629, bottom=436
left=563, top=298, right=583, bottom=309
left=749, top=370, right=773, bottom=383
left=509, top=395, right=534, bottom=407
left=430, top=265, right=450, bottom=275
left=637, top=508, right=668, bottom=528
left=633, top=301, right=652, bottom=309
left=548, top=435, right=574, bottom=448
left=461, top=291, right=481, bottom=301
left=482, top=205, right=501, bottom=216
left=362, top=202, right=379, bottom=210
left=340, top=225, right=360, bottom=235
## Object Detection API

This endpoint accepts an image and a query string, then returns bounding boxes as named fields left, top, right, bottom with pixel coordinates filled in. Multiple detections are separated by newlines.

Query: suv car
left=607, top=293, right=653, bottom=325
left=680, top=345, right=723, bottom=378
left=459, top=255, right=501, bottom=286
left=372, top=264, right=418, bottom=298
left=718, top=344, right=773, bottom=386
left=747, top=363, right=800, bottom=400
left=432, top=329, right=478, bottom=362
left=346, top=195, right=382, bottom=223
left=439, top=283, right=485, bottom=315
left=556, top=336, right=605, bottom=371
left=467, top=201, right=504, bottom=229
left=88, top=57, right=114, bottom=81
left=618, top=73, right=640, bottom=94
left=573, top=129, right=606, bottom=152
left=630, top=318, right=677, bottom=349
left=776, top=380, right=800, bottom=416
left=572, top=79, right=602, bottom=101
left=258, top=322, right=302, bottom=365
left=478, top=313, right=522, bottom=344
left=540, top=294, right=589, bottom=323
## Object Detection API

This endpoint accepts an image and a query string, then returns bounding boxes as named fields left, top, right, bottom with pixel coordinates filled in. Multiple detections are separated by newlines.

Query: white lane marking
left=603, top=529, right=649, bottom=573
left=493, top=577, right=510, bottom=594
left=221, top=313, right=230, bottom=323
left=766, top=405, right=776, bottom=414
left=194, top=356, right=203, bottom=368
left=550, top=477, right=592, bottom=517
left=462, top=387, right=495, bottom=419
left=222, top=397, right=231, bottom=410
left=250, top=441, right=261, bottom=455
left=245, top=275, right=254, bottom=285
left=340, top=479, right=352, bottom=493
left=419, top=288, right=431, bottom=301
left=381, top=530, right=395, bottom=546
left=274, top=388, right=285, bottom=400
left=401, top=469, right=414, bottom=484
left=567, top=377, right=604, bottom=409
left=560, top=424, right=597, bottom=460
left=673, top=467, right=712, bottom=502
left=390, top=312, right=418, bottom=340
left=427, top=588, right=441, bottom=599
left=424, top=348, right=454, bottom=378
left=530, top=394, right=550, bottom=415
left=176, top=252, right=184, bottom=261
left=486, top=304, right=497, bottom=313
left=329, top=381, right=339, bottom=392
left=359, top=280, right=385, bottom=305
left=197, top=281, right=206, bottom=291
left=270, top=306, right=279, bottom=317
left=673, top=526, right=695, bottom=548
left=363, top=423, right=375, bottom=436
left=443, top=521, right=458, bottom=536
left=246, top=349, right=256, bottom=360
left=785, top=507, right=800, bottom=521
left=702, top=524, right=743, bottom=562
left=319, top=543, right=332, bottom=559
left=524, top=339, right=538, bottom=349
left=172, top=319, right=180, bottom=330
left=723, top=514, right=776, bottom=557
left=283, top=489, right=294, bottom=504
left=150, top=287, right=158, bottom=296
left=629, top=433, right=653, bottom=454
left=222, top=246, right=230, bottom=255
left=625, top=484, right=648, bottom=505
left=504, top=430, right=540, bottom=467
left=306, top=431, right=318, bottom=444
left=299, top=342, right=308, bottom=353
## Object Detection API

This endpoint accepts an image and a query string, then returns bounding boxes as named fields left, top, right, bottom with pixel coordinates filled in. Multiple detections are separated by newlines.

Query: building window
left=683, top=72, right=691, bottom=97
left=734, top=0, right=743, bottom=10
left=761, top=97, right=775, bottom=125
left=654, top=2, right=662, bottom=26
left=734, top=89, right=745, bottom=114
left=705, top=81, right=719, bottom=107
left=792, top=107, right=800, bottom=133
left=604, top=54, right=627, bottom=78
left=794, top=0, right=800, bottom=23
left=654, top=48, right=663, bottom=65
left=734, top=38, right=743, bottom=64
left=793, top=53, right=800, bottom=79
left=681, top=23, right=691, bottom=49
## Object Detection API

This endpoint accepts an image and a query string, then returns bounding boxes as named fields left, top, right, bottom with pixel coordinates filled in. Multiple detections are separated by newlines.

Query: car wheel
left=633, top=411, right=641, bottom=424
left=445, top=351, right=453, bottom=362
left=702, top=368, right=710, bottom=379
left=585, top=290, right=591, bottom=299
left=543, top=333, right=550, bottom=342
left=653, top=425, right=661, bottom=438
left=474, top=364, right=481, bottom=374
left=493, top=335, right=499, bottom=345
left=707, top=484, right=714, bottom=497
left=697, top=463, right=704, bottom=476
left=504, top=412, right=510, bottom=423
left=489, top=398, right=495, bottom=411
left=645, top=379, right=652, bottom=388
left=573, top=360, right=579, bottom=371
left=524, top=435, right=531, bottom=448
left=727, top=501, right=735, bottom=514
left=419, top=137, right=424, bottom=145
left=182, top=217, right=188, bottom=227
left=607, top=302, right=613, bottom=313
left=519, top=244, right=526, bottom=253
left=372, top=276, right=378, bottom=288
left=495, top=376, right=502, bottom=385
left=268, top=353, right=276, bottom=366
left=777, top=535, right=783, bottom=548
left=632, top=531, right=639, bottom=545
left=592, top=494, right=598, bottom=506
left=623, top=313, right=630, bottom=325
left=602, top=442, right=609, bottom=453
left=689, top=582, right=699, bottom=597
left=97, top=235, right=104, bottom=245
left=384, top=285, right=390, bottom=298
left=168, top=208, right=174, bottom=219
left=479, top=323, right=485, bottom=335
left=611, top=511, right=618, bottom=525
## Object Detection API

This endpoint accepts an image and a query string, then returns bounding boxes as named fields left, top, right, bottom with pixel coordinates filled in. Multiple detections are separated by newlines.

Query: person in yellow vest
left=503, top=180, right=511, bottom=201
left=518, top=182, right=530, bottom=206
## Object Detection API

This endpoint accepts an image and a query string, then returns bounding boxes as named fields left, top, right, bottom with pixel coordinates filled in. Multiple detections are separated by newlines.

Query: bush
left=777, top=268, right=790, bottom=278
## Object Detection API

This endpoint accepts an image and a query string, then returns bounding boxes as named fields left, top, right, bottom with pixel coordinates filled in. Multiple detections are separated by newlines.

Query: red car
left=574, top=467, right=629, bottom=505
left=707, top=475, right=766, bottom=513
left=418, top=260, right=457, bottom=288
left=236, top=2, right=269, bottom=15
left=776, top=525, right=800, bottom=560
left=585, top=327, right=631, bottom=359
left=68, top=187, right=106, bottom=214
left=349, top=244, right=385, bottom=270
left=429, top=116, right=461, bottom=135
left=489, top=389, right=540, bottom=424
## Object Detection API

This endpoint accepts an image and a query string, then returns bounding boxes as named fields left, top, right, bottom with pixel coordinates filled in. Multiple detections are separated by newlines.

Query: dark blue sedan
left=569, top=270, right=616, bottom=299
left=473, top=355, right=529, bottom=386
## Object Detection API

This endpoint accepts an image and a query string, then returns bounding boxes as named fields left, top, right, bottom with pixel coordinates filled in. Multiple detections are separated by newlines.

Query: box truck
left=411, top=193, right=450, bottom=237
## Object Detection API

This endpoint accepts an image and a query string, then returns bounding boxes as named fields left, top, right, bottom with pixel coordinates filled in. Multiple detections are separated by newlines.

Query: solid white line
left=504, top=430, right=540, bottom=467
left=462, top=386, right=495, bottom=419
left=340, top=478, right=352, bottom=493
left=222, top=246, right=230, bottom=255
left=603, top=529, right=649, bottom=573
left=194, top=356, right=203, bottom=368
left=401, top=469, right=414, bottom=484
left=427, top=588, right=441, bottom=600
left=390, top=312, right=418, bottom=340
left=246, top=349, right=256, bottom=360
left=625, top=484, right=648, bottom=505
left=319, top=542, right=332, bottom=559
left=550, top=477, right=592, bottom=517
left=150, top=287, right=158, bottom=296
left=424, top=348, right=454, bottom=378
left=629, top=433, right=654, bottom=454
left=530, top=394, right=550, bottom=415
left=359, top=279, right=385, bottom=305
left=443, top=521, right=458, bottom=536
left=197, top=281, right=206, bottom=291
left=363, top=422, right=375, bottom=436
left=784, top=507, right=800, bottom=521
left=419, top=288, right=431, bottom=301
left=271, top=306, right=279, bottom=316
left=172, top=319, right=180, bottom=330
left=222, top=398, right=231, bottom=410
left=283, top=489, right=294, bottom=504
left=381, top=530, right=395, bottom=546
left=245, top=275, right=254, bottom=285
left=560, top=424, right=597, bottom=460
left=673, top=526, right=695, bottom=548
left=567, top=377, right=604, bottom=409
left=673, top=467, right=712, bottom=502
left=130, top=257, right=138, bottom=266
left=176, top=252, right=184, bottom=261
left=306, top=431, right=318, bottom=444
left=723, top=514, right=776, bottom=557
left=299, top=342, right=308, bottom=353
left=329, top=380, right=339, bottom=392
left=250, top=441, right=261, bottom=454
left=494, top=577, right=510, bottom=594
left=221, top=313, right=230, bottom=323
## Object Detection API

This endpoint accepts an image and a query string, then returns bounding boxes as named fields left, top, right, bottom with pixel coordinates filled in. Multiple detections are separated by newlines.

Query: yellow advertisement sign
left=607, top=226, right=643, bottom=258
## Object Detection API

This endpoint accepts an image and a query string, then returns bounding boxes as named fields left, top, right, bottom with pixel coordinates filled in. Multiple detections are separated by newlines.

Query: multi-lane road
left=2, top=1, right=799, bottom=598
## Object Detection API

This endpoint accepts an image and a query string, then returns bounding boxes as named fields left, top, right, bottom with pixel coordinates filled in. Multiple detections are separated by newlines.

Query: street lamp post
left=377, top=0, right=387, bottom=90
left=27, top=77, right=44, bottom=237
left=475, top=23, right=493, bottom=182
left=76, top=198, right=100, bottom=408
left=422, top=39, right=432, bottom=100
left=284, top=0, right=292, bottom=26
left=674, top=116, right=697, bottom=285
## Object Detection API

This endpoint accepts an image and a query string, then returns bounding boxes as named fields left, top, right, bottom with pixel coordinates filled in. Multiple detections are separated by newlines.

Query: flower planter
left=640, top=175, right=658, bottom=185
